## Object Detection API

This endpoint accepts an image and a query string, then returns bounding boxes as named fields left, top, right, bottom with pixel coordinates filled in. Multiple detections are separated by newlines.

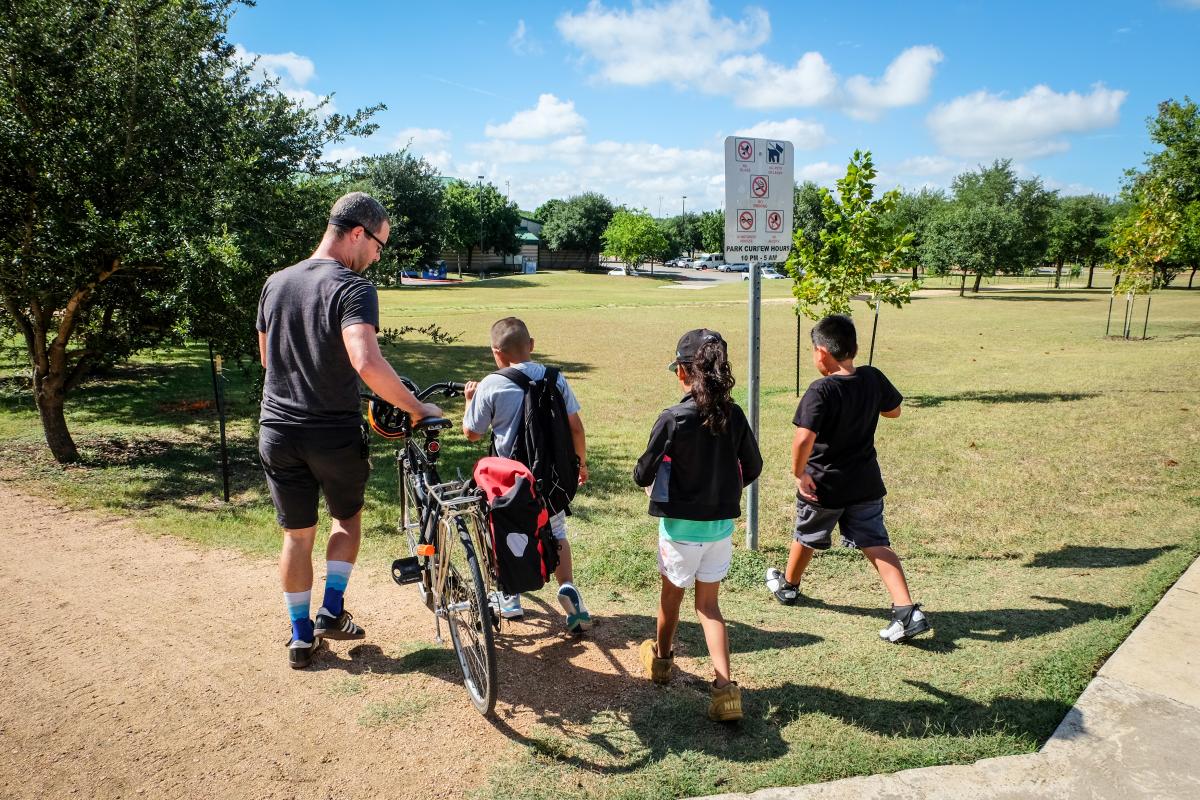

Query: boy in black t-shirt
left=764, top=314, right=931, bottom=643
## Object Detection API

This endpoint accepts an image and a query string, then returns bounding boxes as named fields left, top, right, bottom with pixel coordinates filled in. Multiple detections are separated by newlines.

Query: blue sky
left=228, top=0, right=1200, bottom=213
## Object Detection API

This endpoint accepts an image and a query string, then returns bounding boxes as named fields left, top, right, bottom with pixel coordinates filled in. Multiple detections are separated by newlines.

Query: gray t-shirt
left=463, top=361, right=581, bottom=458
left=256, top=258, right=379, bottom=427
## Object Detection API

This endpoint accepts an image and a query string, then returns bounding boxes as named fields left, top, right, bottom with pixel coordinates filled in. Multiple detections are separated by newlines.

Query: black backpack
left=493, top=366, right=579, bottom=516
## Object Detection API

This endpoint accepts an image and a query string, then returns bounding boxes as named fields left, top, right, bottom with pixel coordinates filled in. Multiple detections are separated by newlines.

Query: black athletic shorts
left=793, top=496, right=891, bottom=550
left=258, top=424, right=370, bottom=529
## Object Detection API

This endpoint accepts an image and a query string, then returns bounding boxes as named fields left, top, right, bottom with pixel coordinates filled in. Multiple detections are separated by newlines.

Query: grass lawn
left=2, top=270, right=1198, bottom=798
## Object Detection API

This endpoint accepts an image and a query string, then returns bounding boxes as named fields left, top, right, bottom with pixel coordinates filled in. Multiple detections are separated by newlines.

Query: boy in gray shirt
left=463, top=317, right=592, bottom=633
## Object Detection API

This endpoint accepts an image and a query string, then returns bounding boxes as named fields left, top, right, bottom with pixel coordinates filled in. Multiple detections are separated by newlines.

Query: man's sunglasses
left=329, top=216, right=386, bottom=250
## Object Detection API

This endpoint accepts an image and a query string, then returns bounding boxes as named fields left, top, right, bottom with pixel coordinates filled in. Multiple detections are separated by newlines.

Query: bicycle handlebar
left=360, top=379, right=466, bottom=405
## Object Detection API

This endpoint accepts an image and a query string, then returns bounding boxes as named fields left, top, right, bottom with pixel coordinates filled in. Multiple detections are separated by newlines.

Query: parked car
left=743, top=265, right=786, bottom=279
left=720, top=262, right=749, bottom=273
left=693, top=253, right=726, bottom=270
left=666, top=257, right=690, bottom=268
left=608, top=267, right=644, bottom=276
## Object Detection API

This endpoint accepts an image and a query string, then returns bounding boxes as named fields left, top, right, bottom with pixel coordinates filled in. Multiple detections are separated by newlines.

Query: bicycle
left=363, top=379, right=500, bottom=716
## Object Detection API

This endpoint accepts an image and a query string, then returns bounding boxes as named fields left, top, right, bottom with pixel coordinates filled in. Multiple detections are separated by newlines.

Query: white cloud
left=893, top=155, right=962, bottom=177
left=325, top=146, right=366, bottom=164
left=556, top=1, right=938, bottom=116
left=734, top=118, right=830, bottom=150
left=557, top=0, right=769, bottom=86
left=233, top=45, right=331, bottom=112
left=927, top=83, right=1127, bottom=159
left=843, top=46, right=943, bottom=120
left=795, top=161, right=844, bottom=186
left=509, top=19, right=542, bottom=55
left=484, top=94, right=586, bottom=140
left=715, top=52, right=838, bottom=108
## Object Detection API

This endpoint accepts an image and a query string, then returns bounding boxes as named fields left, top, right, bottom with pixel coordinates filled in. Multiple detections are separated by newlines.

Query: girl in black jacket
left=633, top=329, right=762, bottom=722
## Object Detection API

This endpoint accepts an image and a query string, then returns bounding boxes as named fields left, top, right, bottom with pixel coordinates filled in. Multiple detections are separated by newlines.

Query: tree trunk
left=34, top=374, right=79, bottom=463
left=1087, top=261, right=1095, bottom=289
left=972, top=272, right=983, bottom=293
left=1054, top=257, right=1063, bottom=289
left=912, top=263, right=918, bottom=282
left=1190, top=267, right=1197, bottom=289
left=959, top=270, right=967, bottom=297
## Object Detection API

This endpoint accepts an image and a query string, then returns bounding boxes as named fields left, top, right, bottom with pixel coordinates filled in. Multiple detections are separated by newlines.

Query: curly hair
left=684, top=339, right=735, bottom=432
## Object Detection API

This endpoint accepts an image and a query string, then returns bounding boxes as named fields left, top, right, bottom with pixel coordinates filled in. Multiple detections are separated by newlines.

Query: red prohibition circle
left=752, top=176, right=768, bottom=197
left=737, top=140, right=753, bottom=160
left=767, top=211, right=782, bottom=230
left=739, top=211, right=754, bottom=229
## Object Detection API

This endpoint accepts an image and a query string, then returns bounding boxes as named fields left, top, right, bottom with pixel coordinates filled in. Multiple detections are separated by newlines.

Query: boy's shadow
left=801, top=595, right=1131, bottom=653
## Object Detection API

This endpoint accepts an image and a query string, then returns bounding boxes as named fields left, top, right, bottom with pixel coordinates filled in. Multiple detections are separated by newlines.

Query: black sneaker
left=314, top=607, right=366, bottom=640
left=764, top=567, right=801, bottom=606
left=879, top=604, right=931, bottom=643
left=287, top=636, right=322, bottom=669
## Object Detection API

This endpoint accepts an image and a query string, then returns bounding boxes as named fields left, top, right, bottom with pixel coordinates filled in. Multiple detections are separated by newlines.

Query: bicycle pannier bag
left=492, top=366, right=579, bottom=516
left=473, top=456, right=559, bottom=594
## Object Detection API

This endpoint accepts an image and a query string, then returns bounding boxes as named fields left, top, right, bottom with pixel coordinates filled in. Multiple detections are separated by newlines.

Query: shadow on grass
left=803, top=595, right=1130, bottom=654
left=965, top=294, right=1092, bottom=303
left=907, top=390, right=1099, bottom=408
left=394, top=591, right=1077, bottom=774
left=1025, top=545, right=1178, bottom=569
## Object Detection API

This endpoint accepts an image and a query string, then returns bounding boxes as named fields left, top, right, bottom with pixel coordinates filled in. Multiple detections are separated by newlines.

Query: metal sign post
left=724, top=136, right=794, bottom=550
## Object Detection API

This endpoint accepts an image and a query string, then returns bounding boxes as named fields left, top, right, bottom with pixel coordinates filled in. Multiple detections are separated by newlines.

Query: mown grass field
left=1, top=270, right=1198, bottom=798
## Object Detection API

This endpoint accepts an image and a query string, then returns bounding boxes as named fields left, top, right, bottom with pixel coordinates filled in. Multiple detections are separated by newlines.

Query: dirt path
left=0, top=483, right=675, bottom=799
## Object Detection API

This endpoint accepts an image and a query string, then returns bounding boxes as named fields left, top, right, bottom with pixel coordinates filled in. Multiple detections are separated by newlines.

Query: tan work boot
left=708, top=681, right=742, bottom=722
left=639, top=639, right=673, bottom=685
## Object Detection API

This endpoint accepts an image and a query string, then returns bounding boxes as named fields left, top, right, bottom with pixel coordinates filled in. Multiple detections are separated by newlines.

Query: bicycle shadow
left=396, top=592, right=823, bottom=773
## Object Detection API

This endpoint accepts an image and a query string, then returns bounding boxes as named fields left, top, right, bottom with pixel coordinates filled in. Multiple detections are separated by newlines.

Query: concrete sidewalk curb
left=698, top=557, right=1200, bottom=800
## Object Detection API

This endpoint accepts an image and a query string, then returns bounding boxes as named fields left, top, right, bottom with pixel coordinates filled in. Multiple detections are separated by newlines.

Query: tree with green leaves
left=534, top=198, right=566, bottom=226
left=697, top=209, right=725, bottom=254
left=1047, top=195, right=1113, bottom=288
left=921, top=203, right=1021, bottom=295
left=786, top=151, right=918, bottom=319
left=792, top=181, right=828, bottom=252
left=539, top=192, right=614, bottom=269
left=885, top=188, right=948, bottom=281
left=349, top=151, right=443, bottom=283
left=0, top=0, right=377, bottom=463
left=951, top=159, right=1055, bottom=274
left=440, top=180, right=521, bottom=272
left=602, top=210, right=669, bottom=272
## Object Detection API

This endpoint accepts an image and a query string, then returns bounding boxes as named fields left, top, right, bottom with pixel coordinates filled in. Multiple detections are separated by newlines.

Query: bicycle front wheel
left=441, top=517, right=498, bottom=716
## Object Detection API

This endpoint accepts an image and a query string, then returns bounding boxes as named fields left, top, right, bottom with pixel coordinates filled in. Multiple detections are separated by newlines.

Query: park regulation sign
left=724, top=136, right=794, bottom=264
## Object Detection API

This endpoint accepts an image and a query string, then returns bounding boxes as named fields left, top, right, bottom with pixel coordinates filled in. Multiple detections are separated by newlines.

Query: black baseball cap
left=668, top=328, right=726, bottom=371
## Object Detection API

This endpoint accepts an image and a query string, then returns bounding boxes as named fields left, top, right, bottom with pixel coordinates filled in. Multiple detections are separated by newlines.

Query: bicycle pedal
left=391, top=556, right=422, bottom=586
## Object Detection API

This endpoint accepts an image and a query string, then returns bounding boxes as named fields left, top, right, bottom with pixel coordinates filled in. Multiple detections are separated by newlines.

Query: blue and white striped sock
left=322, top=560, right=354, bottom=617
left=284, top=589, right=313, bottom=643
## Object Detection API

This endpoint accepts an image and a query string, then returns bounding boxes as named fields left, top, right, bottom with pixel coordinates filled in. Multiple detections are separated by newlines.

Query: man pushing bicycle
left=256, top=192, right=441, bottom=669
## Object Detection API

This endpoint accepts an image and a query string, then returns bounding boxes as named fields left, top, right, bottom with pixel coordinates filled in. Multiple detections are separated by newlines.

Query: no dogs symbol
left=751, top=175, right=769, bottom=199
left=738, top=209, right=756, bottom=231
left=736, top=139, right=754, bottom=161
left=767, top=210, right=783, bottom=232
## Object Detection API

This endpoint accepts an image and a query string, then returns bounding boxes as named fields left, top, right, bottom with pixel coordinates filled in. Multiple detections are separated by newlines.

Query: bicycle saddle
left=413, top=416, right=452, bottom=432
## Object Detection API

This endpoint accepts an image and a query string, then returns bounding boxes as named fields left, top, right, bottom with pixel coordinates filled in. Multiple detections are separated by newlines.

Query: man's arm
left=568, top=412, right=587, bottom=484
left=258, top=331, right=267, bottom=369
left=342, top=323, right=441, bottom=419
left=881, top=405, right=902, bottom=419
left=792, top=426, right=818, bottom=501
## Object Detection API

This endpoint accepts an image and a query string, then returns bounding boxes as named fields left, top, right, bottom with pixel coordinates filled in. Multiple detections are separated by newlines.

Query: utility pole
left=681, top=195, right=688, bottom=257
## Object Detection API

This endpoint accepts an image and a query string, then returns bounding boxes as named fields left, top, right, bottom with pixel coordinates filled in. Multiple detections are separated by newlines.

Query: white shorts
left=550, top=511, right=568, bottom=541
left=657, top=536, right=733, bottom=589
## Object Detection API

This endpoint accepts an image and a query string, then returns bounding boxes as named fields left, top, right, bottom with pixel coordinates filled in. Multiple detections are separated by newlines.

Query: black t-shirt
left=256, top=258, right=379, bottom=427
left=793, top=365, right=903, bottom=507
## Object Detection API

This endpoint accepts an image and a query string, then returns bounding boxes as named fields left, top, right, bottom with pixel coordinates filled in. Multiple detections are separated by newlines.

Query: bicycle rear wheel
left=441, top=517, right=498, bottom=715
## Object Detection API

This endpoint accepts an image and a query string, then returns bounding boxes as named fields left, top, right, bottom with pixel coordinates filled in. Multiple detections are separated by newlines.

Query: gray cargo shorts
left=794, top=496, right=890, bottom=550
